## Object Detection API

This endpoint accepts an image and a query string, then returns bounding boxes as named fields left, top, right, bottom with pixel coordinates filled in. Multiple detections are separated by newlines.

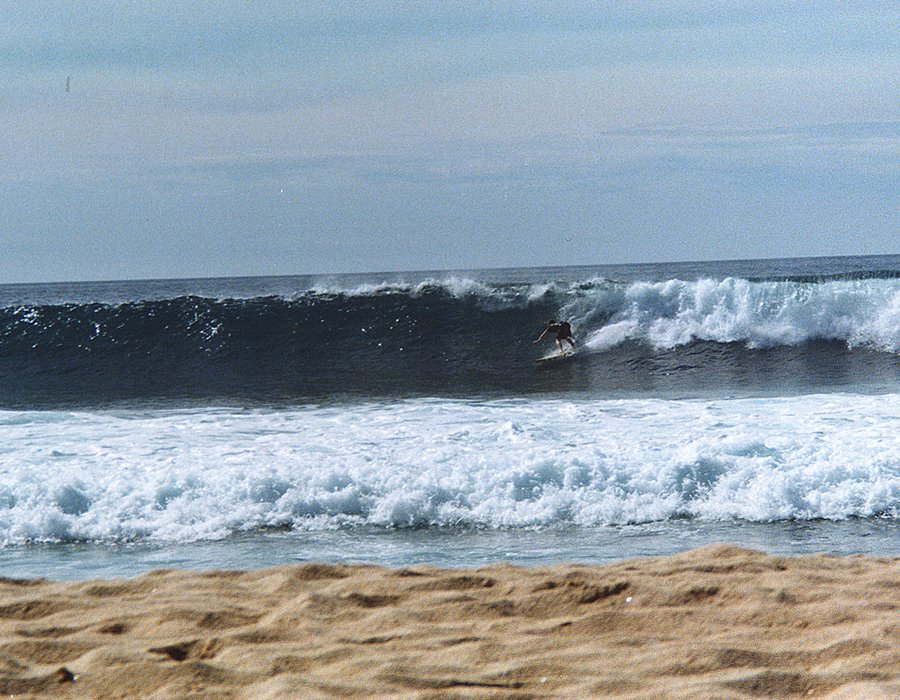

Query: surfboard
left=535, top=350, right=576, bottom=364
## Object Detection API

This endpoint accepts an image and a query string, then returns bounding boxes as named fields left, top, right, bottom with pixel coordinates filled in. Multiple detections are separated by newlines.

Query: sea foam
left=1, top=394, right=897, bottom=544
left=571, top=277, right=900, bottom=352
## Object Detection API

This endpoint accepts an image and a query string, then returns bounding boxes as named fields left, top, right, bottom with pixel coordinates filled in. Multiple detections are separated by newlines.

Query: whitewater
left=1, top=393, right=896, bottom=545
left=0, top=255, right=897, bottom=578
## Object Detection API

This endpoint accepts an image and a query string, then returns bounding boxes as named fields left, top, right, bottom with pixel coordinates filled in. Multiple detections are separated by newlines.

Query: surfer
left=534, top=319, right=576, bottom=354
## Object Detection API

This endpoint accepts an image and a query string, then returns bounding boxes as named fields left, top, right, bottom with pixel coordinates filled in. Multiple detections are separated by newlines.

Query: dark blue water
left=1, top=255, right=897, bottom=408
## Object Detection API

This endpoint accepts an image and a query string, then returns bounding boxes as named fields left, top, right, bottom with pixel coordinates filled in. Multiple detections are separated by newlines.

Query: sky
left=1, top=1, right=897, bottom=282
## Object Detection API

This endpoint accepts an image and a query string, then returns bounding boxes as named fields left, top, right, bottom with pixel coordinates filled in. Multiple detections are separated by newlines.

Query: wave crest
left=573, top=277, right=900, bottom=352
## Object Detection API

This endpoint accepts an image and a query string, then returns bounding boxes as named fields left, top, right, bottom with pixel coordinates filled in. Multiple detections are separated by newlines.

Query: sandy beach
left=0, top=545, right=896, bottom=699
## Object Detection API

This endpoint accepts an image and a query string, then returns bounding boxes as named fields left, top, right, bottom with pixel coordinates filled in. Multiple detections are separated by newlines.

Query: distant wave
left=0, top=275, right=897, bottom=407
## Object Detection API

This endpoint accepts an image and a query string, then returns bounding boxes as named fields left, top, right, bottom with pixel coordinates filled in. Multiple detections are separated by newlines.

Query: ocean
left=0, top=255, right=897, bottom=580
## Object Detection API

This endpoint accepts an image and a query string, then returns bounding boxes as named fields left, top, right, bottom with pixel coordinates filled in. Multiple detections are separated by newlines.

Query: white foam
left=1, top=394, right=897, bottom=544
left=569, top=277, right=900, bottom=353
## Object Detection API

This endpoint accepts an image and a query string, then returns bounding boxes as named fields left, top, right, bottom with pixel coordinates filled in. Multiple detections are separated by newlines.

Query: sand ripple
left=0, top=545, right=897, bottom=698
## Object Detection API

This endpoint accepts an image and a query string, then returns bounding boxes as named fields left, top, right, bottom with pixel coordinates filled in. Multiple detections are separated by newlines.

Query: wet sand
left=0, top=545, right=897, bottom=699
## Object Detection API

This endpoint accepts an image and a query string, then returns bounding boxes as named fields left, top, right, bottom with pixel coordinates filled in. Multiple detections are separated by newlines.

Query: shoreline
left=0, top=545, right=897, bottom=699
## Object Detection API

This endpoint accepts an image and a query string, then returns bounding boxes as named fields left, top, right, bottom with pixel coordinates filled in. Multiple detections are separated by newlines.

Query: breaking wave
left=0, top=273, right=897, bottom=407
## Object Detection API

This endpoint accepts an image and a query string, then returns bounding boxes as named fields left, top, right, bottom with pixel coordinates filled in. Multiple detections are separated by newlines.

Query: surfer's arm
left=534, top=329, right=550, bottom=343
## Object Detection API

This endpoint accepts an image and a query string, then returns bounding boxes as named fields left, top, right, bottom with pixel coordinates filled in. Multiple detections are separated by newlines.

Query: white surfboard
left=535, top=350, right=577, bottom=364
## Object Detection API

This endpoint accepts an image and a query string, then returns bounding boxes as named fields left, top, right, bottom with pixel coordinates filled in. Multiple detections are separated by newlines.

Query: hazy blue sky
left=2, top=1, right=897, bottom=281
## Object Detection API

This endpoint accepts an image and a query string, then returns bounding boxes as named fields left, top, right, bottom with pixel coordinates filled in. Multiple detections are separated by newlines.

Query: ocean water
left=0, top=255, right=897, bottom=580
